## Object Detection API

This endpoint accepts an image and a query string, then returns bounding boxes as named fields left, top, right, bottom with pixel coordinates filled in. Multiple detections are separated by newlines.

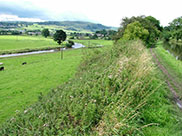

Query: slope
left=0, top=40, right=181, bottom=135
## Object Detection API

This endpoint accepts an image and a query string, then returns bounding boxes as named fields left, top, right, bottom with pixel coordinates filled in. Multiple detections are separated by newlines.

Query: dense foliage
left=114, top=16, right=161, bottom=47
left=53, top=30, right=67, bottom=45
left=122, top=21, right=149, bottom=42
left=162, top=17, right=182, bottom=60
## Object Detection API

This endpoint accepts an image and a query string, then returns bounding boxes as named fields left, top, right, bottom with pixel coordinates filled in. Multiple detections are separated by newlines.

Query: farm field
left=0, top=36, right=111, bottom=124
left=0, top=35, right=59, bottom=54
left=0, top=49, right=83, bottom=124
left=73, top=39, right=113, bottom=47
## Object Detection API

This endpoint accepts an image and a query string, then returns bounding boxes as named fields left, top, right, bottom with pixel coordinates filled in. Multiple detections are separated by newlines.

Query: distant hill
left=38, top=21, right=116, bottom=32
left=0, top=21, right=118, bottom=33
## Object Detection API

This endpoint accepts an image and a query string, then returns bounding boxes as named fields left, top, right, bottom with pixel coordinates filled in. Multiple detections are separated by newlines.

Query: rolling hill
left=0, top=21, right=117, bottom=33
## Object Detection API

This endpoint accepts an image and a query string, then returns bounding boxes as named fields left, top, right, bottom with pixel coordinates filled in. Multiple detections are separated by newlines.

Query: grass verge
left=154, top=41, right=182, bottom=95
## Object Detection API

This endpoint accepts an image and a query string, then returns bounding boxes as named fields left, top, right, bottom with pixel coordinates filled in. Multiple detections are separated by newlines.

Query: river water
left=0, top=43, right=85, bottom=58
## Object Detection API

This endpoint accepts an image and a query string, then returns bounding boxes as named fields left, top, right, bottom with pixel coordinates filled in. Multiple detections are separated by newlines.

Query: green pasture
left=0, top=35, right=59, bottom=53
left=73, top=39, right=113, bottom=47
left=0, top=49, right=82, bottom=124
left=0, top=38, right=112, bottom=124
left=22, top=24, right=91, bottom=34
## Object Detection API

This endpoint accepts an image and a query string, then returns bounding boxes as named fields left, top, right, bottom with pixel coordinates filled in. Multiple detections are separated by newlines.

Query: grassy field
left=73, top=39, right=113, bottom=47
left=0, top=37, right=112, bottom=124
left=1, top=40, right=181, bottom=135
left=0, top=36, right=112, bottom=55
left=0, top=35, right=60, bottom=54
left=0, top=49, right=83, bottom=124
left=23, top=24, right=83, bottom=34
left=154, top=41, right=182, bottom=95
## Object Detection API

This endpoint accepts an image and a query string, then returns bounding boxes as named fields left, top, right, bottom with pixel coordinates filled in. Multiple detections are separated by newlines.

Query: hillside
left=0, top=21, right=117, bottom=33
left=38, top=21, right=115, bottom=32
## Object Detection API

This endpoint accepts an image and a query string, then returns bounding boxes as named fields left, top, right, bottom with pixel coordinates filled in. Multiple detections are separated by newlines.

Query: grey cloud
left=0, top=1, right=50, bottom=20
left=0, top=1, right=95, bottom=22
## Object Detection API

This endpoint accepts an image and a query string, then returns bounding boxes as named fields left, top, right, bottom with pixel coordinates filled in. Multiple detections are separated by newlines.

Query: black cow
left=22, top=62, right=27, bottom=65
left=0, top=67, right=4, bottom=71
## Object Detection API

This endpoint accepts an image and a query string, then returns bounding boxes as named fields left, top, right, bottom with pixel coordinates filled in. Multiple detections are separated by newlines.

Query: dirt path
left=150, top=48, right=182, bottom=110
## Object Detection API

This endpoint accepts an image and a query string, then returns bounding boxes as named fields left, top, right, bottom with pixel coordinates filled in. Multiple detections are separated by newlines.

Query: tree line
left=114, top=15, right=182, bottom=60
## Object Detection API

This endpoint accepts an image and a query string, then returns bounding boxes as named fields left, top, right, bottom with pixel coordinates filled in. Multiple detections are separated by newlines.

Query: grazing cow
left=0, top=67, right=4, bottom=71
left=22, top=62, right=27, bottom=65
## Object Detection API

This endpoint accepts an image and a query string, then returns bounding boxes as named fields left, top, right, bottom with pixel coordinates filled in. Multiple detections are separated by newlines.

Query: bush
left=65, top=40, right=74, bottom=48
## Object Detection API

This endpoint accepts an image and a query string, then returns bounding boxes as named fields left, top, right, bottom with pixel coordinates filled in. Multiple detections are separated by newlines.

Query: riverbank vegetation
left=162, top=17, right=182, bottom=60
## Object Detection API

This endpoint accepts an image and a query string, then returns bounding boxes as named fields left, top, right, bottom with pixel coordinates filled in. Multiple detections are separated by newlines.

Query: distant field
left=0, top=35, right=59, bottom=53
left=73, top=39, right=113, bottom=47
left=0, top=49, right=82, bottom=123
left=22, top=24, right=83, bottom=34
left=0, top=36, right=112, bottom=55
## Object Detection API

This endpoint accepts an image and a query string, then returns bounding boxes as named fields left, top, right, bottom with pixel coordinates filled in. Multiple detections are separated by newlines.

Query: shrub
left=65, top=40, right=74, bottom=48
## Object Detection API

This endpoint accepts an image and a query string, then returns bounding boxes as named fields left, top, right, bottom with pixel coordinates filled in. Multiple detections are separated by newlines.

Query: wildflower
left=24, top=110, right=28, bottom=114
left=108, top=75, right=112, bottom=79
left=43, top=123, right=49, bottom=127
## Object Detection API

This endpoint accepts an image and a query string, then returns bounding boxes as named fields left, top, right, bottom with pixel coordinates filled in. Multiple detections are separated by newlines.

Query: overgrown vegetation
left=0, top=40, right=180, bottom=135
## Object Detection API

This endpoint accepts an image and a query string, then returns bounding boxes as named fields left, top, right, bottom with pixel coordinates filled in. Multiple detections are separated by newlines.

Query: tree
left=53, top=30, right=67, bottom=45
left=114, top=15, right=161, bottom=47
left=145, top=16, right=162, bottom=31
left=162, top=17, right=182, bottom=59
left=122, top=21, right=149, bottom=42
left=66, top=40, right=74, bottom=48
left=41, top=28, right=50, bottom=38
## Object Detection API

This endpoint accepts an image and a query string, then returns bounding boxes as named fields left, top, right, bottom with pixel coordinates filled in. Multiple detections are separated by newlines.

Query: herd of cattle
left=0, top=62, right=27, bottom=71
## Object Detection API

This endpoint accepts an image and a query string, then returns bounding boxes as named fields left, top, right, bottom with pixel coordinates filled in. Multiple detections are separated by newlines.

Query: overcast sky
left=0, top=0, right=182, bottom=27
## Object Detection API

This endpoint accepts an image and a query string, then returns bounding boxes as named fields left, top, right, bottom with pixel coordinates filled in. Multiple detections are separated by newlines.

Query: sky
left=0, top=0, right=182, bottom=27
